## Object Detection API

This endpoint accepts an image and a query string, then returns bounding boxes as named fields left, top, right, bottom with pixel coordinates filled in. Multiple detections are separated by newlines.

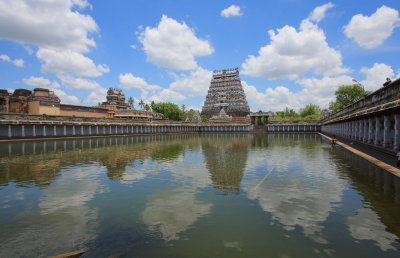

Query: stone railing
left=321, top=77, right=400, bottom=123
left=269, top=120, right=320, bottom=125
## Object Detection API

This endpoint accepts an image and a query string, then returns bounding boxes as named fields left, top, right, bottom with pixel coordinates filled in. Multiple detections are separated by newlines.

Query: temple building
left=201, top=68, right=250, bottom=120
left=0, top=87, right=164, bottom=120
left=99, top=88, right=130, bottom=111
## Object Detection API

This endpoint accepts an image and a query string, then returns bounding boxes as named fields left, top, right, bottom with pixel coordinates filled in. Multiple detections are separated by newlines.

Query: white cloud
left=221, top=5, right=243, bottom=18
left=119, top=73, right=162, bottom=91
left=37, top=48, right=107, bottom=77
left=97, top=64, right=110, bottom=73
left=242, top=62, right=396, bottom=112
left=12, top=59, right=24, bottom=67
left=360, top=63, right=394, bottom=91
left=296, top=75, right=353, bottom=98
left=139, top=15, right=213, bottom=70
left=243, top=75, right=354, bottom=111
left=149, top=89, right=186, bottom=103
left=344, top=6, right=400, bottom=49
left=242, top=19, right=349, bottom=80
left=22, top=75, right=80, bottom=104
left=84, top=87, right=108, bottom=105
left=0, top=54, right=24, bottom=67
left=58, top=74, right=102, bottom=90
left=0, top=0, right=98, bottom=53
left=0, top=54, right=10, bottom=62
left=169, top=67, right=212, bottom=97
left=22, top=76, right=51, bottom=87
left=309, top=2, right=334, bottom=23
left=243, top=81, right=295, bottom=111
left=0, top=0, right=110, bottom=78
left=54, top=88, right=80, bottom=105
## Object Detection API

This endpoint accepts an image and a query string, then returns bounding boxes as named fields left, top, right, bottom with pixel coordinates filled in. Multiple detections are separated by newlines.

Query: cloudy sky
left=0, top=0, right=399, bottom=111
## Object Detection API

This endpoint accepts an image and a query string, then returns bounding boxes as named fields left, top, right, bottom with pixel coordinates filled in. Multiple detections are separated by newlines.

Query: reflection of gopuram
left=202, top=137, right=248, bottom=194
left=201, top=68, right=250, bottom=119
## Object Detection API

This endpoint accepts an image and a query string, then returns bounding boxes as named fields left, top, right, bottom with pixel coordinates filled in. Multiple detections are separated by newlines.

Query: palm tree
left=128, top=97, right=134, bottom=108
left=181, top=104, right=186, bottom=113
left=138, top=99, right=145, bottom=109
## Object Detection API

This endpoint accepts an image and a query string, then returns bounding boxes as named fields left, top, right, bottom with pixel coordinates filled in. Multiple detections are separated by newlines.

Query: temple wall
left=28, top=101, right=60, bottom=116
left=59, top=109, right=109, bottom=118
left=0, top=121, right=251, bottom=139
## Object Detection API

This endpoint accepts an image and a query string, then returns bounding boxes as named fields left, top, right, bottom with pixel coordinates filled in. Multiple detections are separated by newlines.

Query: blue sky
left=1, top=0, right=399, bottom=112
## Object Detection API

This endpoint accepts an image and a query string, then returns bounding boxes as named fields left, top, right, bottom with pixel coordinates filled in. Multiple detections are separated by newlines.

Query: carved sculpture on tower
left=201, top=68, right=250, bottom=119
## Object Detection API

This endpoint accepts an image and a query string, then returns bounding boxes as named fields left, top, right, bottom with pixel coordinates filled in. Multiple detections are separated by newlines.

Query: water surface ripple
left=0, top=133, right=399, bottom=257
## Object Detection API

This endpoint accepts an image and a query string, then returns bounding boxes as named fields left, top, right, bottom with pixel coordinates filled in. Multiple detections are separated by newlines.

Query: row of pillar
left=1, top=124, right=250, bottom=138
left=267, top=125, right=320, bottom=132
left=321, top=113, right=400, bottom=150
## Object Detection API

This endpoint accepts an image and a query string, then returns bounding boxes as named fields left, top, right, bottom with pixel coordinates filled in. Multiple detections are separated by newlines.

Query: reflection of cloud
left=142, top=188, right=212, bottom=241
left=0, top=205, right=97, bottom=257
left=0, top=165, right=105, bottom=257
left=244, top=142, right=344, bottom=244
left=166, top=154, right=212, bottom=189
left=347, top=208, right=397, bottom=251
left=39, top=166, right=108, bottom=214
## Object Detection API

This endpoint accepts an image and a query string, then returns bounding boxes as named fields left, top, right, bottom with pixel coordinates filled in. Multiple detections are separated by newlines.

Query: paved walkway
left=319, top=133, right=400, bottom=178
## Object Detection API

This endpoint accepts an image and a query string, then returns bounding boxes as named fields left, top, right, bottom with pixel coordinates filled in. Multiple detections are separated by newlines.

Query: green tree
left=150, top=100, right=155, bottom=110
left=144, top=103, right=150, bottom=111
left=200, top=114, right=208, bottom=122
left=186, top=109, right=195, bottom=121
left=299, top=104, right=321, bottom=120
left=128, top=97, right=134, bottom=108
left=329, top=84, right=368, bottom=113
left=181, top=104, right=186, bottom=113
left=152, top=102, right=183, bottom=121
left=274, top=107, right=299, bottom=121
left=138, top=99, right=145, bottom=109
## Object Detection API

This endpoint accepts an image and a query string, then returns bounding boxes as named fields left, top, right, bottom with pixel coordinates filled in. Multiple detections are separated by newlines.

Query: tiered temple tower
left=201, top=68, right=250, bottom=118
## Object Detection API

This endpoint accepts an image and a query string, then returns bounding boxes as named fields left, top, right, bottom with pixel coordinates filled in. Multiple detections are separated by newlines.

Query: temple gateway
left=201, top=68, right=250, bottom=120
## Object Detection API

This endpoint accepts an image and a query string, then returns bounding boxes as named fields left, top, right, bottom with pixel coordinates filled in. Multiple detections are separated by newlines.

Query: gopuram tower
left=201, top=68, right=250, bottom=119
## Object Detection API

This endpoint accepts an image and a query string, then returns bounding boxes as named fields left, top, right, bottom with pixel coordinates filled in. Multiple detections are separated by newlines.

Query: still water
left=0, top=133, right=399, bottom=257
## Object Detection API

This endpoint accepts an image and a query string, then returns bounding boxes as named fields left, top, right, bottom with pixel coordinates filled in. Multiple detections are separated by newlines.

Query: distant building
left=9, top=89, right=31, bottom=113
left=0, top=87, right=164, bottom=120
left=99, top=88, right=130, bottom=111
left=0, top=89, right=10, bottom=113
left=201, top=68, right=250, bottom=119
left=99, top=88, right=164, bottom=120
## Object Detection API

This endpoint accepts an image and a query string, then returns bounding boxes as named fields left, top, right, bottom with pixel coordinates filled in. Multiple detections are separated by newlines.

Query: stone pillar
left=375, top=116, right=382, bottom=145
left=394, top=113, right=400, bottom=150
left=383, top=114, right=391, bottom=148
left=357, top=120, right=362, bottom=141
left=354, top=120, right=358, bottom=139
left=363, top=119, right=368, bottom=143
left=368, top=117, right=374, bottom=143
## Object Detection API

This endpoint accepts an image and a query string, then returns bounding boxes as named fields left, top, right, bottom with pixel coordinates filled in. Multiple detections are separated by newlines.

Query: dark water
left=0, top=133, right=399, bottom=257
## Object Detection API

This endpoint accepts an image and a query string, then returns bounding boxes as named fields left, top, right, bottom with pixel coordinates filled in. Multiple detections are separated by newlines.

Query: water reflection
left=244, top=135, right=345, bottom=245
left=335, top=149, right=400, bottom=251
left=0, top=133, right=399, bottom=256
left=142, top=188, right=212, bottom=241
left=202, top=135, right=249, bottom=194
